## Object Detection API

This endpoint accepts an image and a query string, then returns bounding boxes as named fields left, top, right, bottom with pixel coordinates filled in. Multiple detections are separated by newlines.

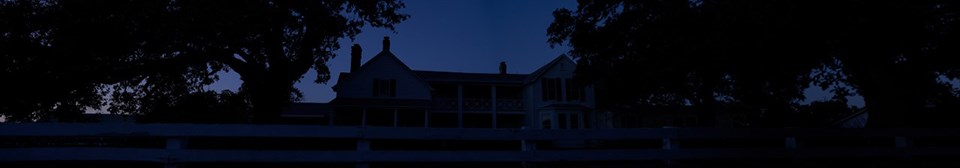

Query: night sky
left=206, top=0, right=864, bottom=107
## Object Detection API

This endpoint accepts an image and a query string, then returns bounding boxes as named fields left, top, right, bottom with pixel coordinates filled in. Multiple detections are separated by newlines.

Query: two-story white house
left=285, top=37, right=606, bottom=129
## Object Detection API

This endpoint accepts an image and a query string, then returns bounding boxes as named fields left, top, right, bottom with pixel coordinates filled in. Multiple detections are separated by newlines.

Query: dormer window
left=373, top=79, right=396, bottom=97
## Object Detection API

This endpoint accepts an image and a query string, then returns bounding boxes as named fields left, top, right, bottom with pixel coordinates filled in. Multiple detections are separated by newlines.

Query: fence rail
left=2, top=123, right=960, bottom=167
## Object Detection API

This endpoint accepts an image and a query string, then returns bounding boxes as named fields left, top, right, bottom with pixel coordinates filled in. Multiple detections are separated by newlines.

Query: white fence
left=1, top=123, right=959, bottom=167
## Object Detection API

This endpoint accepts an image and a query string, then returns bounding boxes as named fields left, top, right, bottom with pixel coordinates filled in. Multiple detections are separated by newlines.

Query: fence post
left=357, top=139, right=371, bottom=168
left=785, top=137, right=798, bottom=150
left=662, top=138, right=674, bottom=150
left=521, top=127, right=537, bottom=152
left=357, top=140, right=371, bottom=151
left=520, top=127, right=536, bottom=168
left=522, top=139, right=537, bottom=152
left=662, top=128, right=678, bottom=167
left=165, top=137, right=184, bottom=168
left=895, top=136, right=912, bottom=159
left=895, top=136, right=911, bottom=148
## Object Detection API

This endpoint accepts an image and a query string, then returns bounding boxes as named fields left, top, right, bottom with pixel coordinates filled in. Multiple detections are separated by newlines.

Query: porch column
left=551, top=112, right=559, bottom=129
left=329, top=111, right=336, bottom=126
left=393, top=108, right=399, bottom=127
left=424, top=109, right=430, bottom=128
left=457, top=84, right=463, bottom=128
left=165, top=137, right=184, bottom=168
left=578, top=112, right=585, bottom=129
left=356, top=138, right=371, bottom=168
left=491, top=85, right=497, bottom=128
left=361, top=108, right=368, bottom=127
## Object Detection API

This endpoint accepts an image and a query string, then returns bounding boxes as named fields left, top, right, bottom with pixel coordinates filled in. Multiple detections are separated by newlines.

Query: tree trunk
left=694, top=83, right=719, bottom=127
left=862, top=88, right=909, bottom=128
left=243, top=74, right=295, bottom=124
left=860, top=70, right=930, bottom=128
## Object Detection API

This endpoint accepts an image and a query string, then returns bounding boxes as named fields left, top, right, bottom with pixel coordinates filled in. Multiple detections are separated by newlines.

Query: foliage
left=549, top=0, right=960, bottom=127
left=0, top=0, right=408, bottom=122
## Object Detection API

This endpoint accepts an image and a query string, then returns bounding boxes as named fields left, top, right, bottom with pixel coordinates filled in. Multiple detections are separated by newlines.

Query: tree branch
left=216, top=49, right=251, bottom=77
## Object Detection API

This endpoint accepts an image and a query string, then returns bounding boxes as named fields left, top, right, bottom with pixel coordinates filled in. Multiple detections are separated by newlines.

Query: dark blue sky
left=206, top=0, right=864, bottom=107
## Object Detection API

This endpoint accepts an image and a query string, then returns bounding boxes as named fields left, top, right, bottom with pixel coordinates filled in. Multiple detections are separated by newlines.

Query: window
left=570, top=113, right=581, bottom=129
left=565, top=78, right=586, bottom=101
left=373, top=79, right=396, bottom=97
left=541, top=78, right=562, bottom=101
left=558, top=113, right=568, bottom=129
left=541, top=112, right=554, bottom=129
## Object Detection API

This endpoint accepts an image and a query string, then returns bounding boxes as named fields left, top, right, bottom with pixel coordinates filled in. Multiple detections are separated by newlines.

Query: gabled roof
left=413, top=70, right=528, bottom=84
left=524, top=54, right=575, bottom=85
left=332, top=51, right=432, bottom=92
left=333, top=52, right=576, bottom=91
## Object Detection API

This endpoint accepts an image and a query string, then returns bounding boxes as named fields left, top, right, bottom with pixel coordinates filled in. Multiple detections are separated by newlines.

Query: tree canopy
left=549, top=0, right=960, bottom=127
left=0, top=0, right=407, bottom=122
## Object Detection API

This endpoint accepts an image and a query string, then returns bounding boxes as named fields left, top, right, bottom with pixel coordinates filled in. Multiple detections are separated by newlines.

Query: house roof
left=332, top=51, right=432, bottom=92
left=413, top=70, right=527, bottom=84
left=524, top=54, right=574, bottom=85
left=333, top=52, right=576, bottom=91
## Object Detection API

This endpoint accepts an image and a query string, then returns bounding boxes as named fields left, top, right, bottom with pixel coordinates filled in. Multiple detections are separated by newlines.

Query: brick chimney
left=350, top=44, right=362, bottom=72
left=382, top=36, right=390, bottom=52
left=499, top=61, right=507, bottom=75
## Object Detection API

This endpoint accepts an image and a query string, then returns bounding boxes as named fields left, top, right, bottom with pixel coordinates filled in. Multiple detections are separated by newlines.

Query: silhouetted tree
left=826, top=1, right=960, bottom=127
left=549, top=1, right=829, bottom=127
left=549, top=0, right=960, bottom=127
left=0, top=0, right=172, bottom=122
left=0, top=0, right=408, bottom=122
left=131, top=90, right=250, bottom=123
left=158, top=0, right=408, bottom=123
